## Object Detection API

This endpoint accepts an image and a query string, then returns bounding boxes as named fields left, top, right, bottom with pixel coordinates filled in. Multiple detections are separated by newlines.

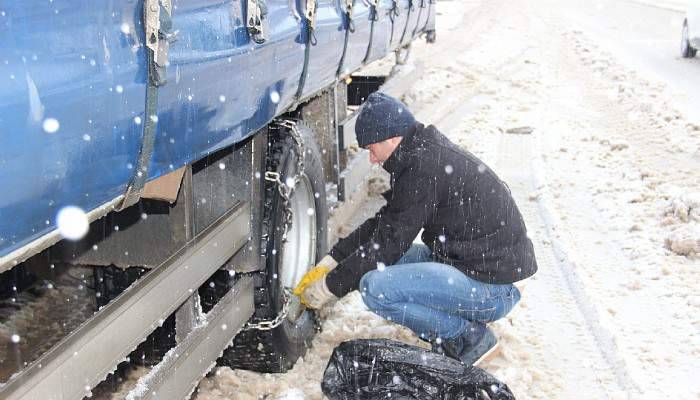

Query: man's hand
left=293, top=255, right=338, bottom=309
left=298, top=276, right=336, bottom=309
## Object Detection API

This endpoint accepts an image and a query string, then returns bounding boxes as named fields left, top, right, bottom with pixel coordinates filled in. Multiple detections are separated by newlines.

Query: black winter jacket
left=326, top=124, right=538, bottom=297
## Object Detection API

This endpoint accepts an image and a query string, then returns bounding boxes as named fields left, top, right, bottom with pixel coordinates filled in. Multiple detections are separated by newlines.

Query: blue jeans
left=359, top=244, right=521, bottom=340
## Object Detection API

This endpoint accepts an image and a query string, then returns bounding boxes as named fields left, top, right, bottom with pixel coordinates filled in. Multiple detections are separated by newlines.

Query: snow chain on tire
left=243, top=119, right=304, bottom=331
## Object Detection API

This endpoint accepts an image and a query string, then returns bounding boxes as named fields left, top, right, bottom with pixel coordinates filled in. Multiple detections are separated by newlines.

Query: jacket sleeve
left=326, top=175, right=437, bottom=297
left=328, top=213, right=380, bottom=262
left=328, top=189, right=394, bottom=261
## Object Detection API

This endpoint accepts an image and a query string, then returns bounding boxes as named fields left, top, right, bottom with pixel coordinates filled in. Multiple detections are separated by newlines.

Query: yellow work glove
left=293, top=255, right=338, bottom=309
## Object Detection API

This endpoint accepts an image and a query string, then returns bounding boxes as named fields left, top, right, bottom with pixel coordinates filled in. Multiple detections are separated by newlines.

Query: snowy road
left=197, top=1, right=699, bottom=399
left=557, top=0, right=700, bottom=124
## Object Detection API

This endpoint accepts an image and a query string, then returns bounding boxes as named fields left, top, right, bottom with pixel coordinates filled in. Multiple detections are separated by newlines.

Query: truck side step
left=125, top=276, right=254, bottom=400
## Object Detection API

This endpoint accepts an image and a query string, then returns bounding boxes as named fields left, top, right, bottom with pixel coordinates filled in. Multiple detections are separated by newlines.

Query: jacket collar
left=382, top=123, right=423, bottom=173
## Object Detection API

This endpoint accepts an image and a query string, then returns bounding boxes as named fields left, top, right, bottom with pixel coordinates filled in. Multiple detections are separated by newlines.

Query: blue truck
left=0, top=0, right=434, bottom=398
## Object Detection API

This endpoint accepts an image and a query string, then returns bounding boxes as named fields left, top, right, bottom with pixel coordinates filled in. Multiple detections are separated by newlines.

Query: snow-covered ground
left=197, top=1, right=699, bottom=399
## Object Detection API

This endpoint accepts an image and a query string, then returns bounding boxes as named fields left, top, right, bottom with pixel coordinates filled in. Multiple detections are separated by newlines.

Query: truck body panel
left=149, top=0, right=304, bottom=177
left=0, top=1, right=148, bottom=260
left=338, top=0, right=372, bottom=75
left=0, top=0, right=435, bottom=268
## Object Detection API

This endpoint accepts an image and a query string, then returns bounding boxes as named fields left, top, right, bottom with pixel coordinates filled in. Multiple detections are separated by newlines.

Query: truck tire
left=218, top=121, right=328, bottom=372
left=681, top=20, right=697, bottom=58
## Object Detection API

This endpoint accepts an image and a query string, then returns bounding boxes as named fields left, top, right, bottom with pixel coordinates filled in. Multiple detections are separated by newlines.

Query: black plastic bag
left=321, top=339, right=515, bottom=400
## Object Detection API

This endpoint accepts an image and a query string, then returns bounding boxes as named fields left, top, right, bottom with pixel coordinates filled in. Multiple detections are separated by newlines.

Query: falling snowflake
left=10, top=334, right=20, bottom=344
left=218, top=162, right=226, bottom=170
left=43, top=118, right=60, bottom=133
left=56, top=206, right=89, bottom=240
left=270, top=90, right=280, bottom=104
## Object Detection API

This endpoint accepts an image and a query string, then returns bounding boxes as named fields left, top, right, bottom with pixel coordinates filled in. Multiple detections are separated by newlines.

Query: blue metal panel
left=388, top=0, right=409, bottom=50
left=337, top=0, right=372, bottom=75
left=400, top=0, right=420, bottom=46
left=424, top=0, right=435, bottom=32
left=0, top=0, right=413, bottom=261
left=0, top=1, right=147, bottom=258
left=299, top=0, right=345, bottom=98
left=148, top=0, right=305, bottom=178
left=365, top=0, right=392, bottom=63
left=413, top=0, right=430, bottom=38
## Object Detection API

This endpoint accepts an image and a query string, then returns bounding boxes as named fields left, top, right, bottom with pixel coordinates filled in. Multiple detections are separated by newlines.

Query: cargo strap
left=389, top=0, right=400, bottom=23
left=295, top=0, right=318, bottom=100
left=363, top=0, right=379, bottom=63
left=421, top=0, right=435, bottom=33
left=398, top=0, right=413, bottom=45
left=411, top=0, right=425, bottom=38
left=119, top=0, right=174, bottom=211
left=388, top=0, right=400, bottom=44
left=336, top=0, right=356, bottom=77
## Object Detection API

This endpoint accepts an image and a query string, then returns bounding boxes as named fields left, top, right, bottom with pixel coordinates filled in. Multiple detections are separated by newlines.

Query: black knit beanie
left=355, top=92, right=416, bottom=147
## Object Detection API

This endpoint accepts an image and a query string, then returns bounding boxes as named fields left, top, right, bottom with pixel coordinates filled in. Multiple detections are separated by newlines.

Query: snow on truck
left=0, top=0, right=435, bottom=398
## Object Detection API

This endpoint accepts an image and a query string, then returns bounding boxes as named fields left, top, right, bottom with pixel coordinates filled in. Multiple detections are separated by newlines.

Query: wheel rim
left=279, top=174, right=317, bottom=296
left=682, top=22, right=690, bottom=54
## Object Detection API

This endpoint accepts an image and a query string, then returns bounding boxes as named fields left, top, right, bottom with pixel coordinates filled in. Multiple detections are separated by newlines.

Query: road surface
left=551, top=0, right=700, bottom=123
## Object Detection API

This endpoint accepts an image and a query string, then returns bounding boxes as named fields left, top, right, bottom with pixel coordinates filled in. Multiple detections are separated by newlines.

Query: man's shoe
left=441, top=326, right=500, bottom=366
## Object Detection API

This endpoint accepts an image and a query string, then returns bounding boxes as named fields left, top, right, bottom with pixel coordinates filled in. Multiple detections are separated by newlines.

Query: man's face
left=366, top=136, right=403, bottom=164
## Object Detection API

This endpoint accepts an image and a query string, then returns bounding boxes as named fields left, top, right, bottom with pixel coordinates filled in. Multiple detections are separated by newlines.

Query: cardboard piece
left=141, top=167, right=185, bottom=203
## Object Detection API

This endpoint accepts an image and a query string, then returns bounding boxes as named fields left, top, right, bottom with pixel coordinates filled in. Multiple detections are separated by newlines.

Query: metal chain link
left=243, top=288, right=296, bottom=331
left=244, top=119, right=305, bottom=331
